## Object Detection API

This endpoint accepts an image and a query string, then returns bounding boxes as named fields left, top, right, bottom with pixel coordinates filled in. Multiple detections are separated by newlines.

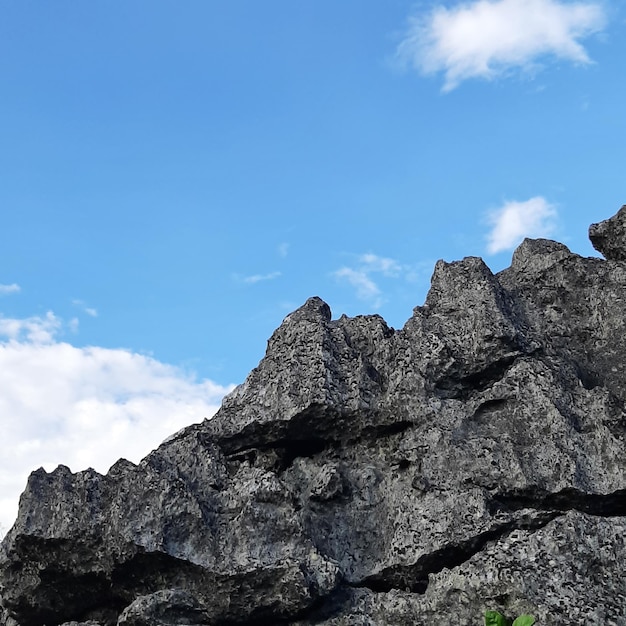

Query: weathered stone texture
left=2, top=207, right=626, bottom=625
left=590, top=204, right=626, bottom=261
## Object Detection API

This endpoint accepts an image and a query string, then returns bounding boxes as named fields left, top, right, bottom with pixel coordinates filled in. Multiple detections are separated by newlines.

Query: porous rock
left=589, top=204, right=626, bottom=260
left=116, top=589, right=211, bottom=626
left=2, top=207, right=626, bottom=625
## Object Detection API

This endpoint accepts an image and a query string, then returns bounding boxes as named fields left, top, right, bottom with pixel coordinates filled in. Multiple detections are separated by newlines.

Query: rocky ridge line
left=1, top=206, right=626, bottom=625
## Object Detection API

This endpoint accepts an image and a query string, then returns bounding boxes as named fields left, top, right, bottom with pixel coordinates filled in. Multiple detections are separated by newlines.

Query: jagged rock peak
left=509, top=238, right=572, bottom=273
left=589, top=204, right=626, bottom=260
left=424, top=256, right=497, bottom=311
left=283, top=296, right=332, bottom=323
left=2, top=206, right=626, bottom=626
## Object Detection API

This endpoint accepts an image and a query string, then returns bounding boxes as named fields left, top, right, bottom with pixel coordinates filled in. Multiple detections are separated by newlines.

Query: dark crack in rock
left=2, top=206, right=626, bottom=625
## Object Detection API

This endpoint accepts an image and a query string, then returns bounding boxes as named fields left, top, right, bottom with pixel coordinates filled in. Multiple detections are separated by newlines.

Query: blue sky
left=1, top=0, right=624, bottom=532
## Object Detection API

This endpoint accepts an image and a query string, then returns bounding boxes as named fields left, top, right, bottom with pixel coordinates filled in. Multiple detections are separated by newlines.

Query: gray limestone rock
left=589, top=204, right=626, bottom=260
left=2, top=206, right=626, bottom=625
left=116, top=589, right=211, bottom=626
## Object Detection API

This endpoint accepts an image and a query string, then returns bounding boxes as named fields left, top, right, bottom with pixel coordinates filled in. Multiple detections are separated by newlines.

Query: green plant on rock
left=484, top=610, right=535, bottom=626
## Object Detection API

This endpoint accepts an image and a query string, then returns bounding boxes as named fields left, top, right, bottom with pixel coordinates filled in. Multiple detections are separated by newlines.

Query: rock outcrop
left=590, top=204, right=626, bottom=261
left=2, top=208, right=626, bottom=625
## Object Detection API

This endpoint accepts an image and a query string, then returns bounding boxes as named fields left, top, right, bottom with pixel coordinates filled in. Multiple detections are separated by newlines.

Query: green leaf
left=485, top=611, right=509, bottom=626
left=512, top=616, right=535, bottom=626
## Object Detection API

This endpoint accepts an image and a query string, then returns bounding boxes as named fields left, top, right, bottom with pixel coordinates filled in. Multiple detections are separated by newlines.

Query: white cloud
left=0, top=283, right=20, bottom=295
left=242, top=271, right=281, bottom=284
left=333, top=253, right=408, bottom=308
left=397, top=0, right=606, bottom=91
left=278, top=243, right=290, bottom=258
left=485, top=196, right=558, bottom=253
left=334, top=267, right=382, bottom=306
left=0, top=312, right=234, bottom=536
left=0, top=311, right=62, bottom=343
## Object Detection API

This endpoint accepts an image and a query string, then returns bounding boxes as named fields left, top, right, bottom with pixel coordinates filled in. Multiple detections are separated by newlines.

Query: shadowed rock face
left=2, top=208, right=626, bottom=625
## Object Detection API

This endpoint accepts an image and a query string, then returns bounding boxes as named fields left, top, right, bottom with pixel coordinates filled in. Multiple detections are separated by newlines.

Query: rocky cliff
left=2, top=207, right=626, bottom=625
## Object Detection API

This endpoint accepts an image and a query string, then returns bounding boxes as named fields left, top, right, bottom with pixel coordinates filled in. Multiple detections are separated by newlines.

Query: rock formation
left=2, top=207, right=626, bottom=625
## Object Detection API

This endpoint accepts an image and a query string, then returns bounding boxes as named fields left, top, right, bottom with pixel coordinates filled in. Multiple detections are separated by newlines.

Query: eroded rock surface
left=2, top=208, right=626, bottom=625
left=589, top=204, right=626, bottom=261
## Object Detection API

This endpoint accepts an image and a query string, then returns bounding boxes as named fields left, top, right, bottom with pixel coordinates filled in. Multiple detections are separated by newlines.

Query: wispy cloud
left=0, top=311, right=234, bottom=536
left=0, top=283, right=20, bottom=295
left=72, top=299, right=98, bottom=317
left=397, top=0, right=606, bottom=91
left=359, top=253, right=402, bottom=275
left=277, top=243, right=290, bottom=258
left=485, top=196, right=558, bottom=253
left=242, top=271, right=281, bottom=284
left=333, top=253, right=406, bottom=308
left=334, top=267, right=382, bottom=305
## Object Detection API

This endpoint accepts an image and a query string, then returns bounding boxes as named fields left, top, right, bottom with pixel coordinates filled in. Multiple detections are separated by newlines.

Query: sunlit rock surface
left=2, top=207, right=626, bottom=625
